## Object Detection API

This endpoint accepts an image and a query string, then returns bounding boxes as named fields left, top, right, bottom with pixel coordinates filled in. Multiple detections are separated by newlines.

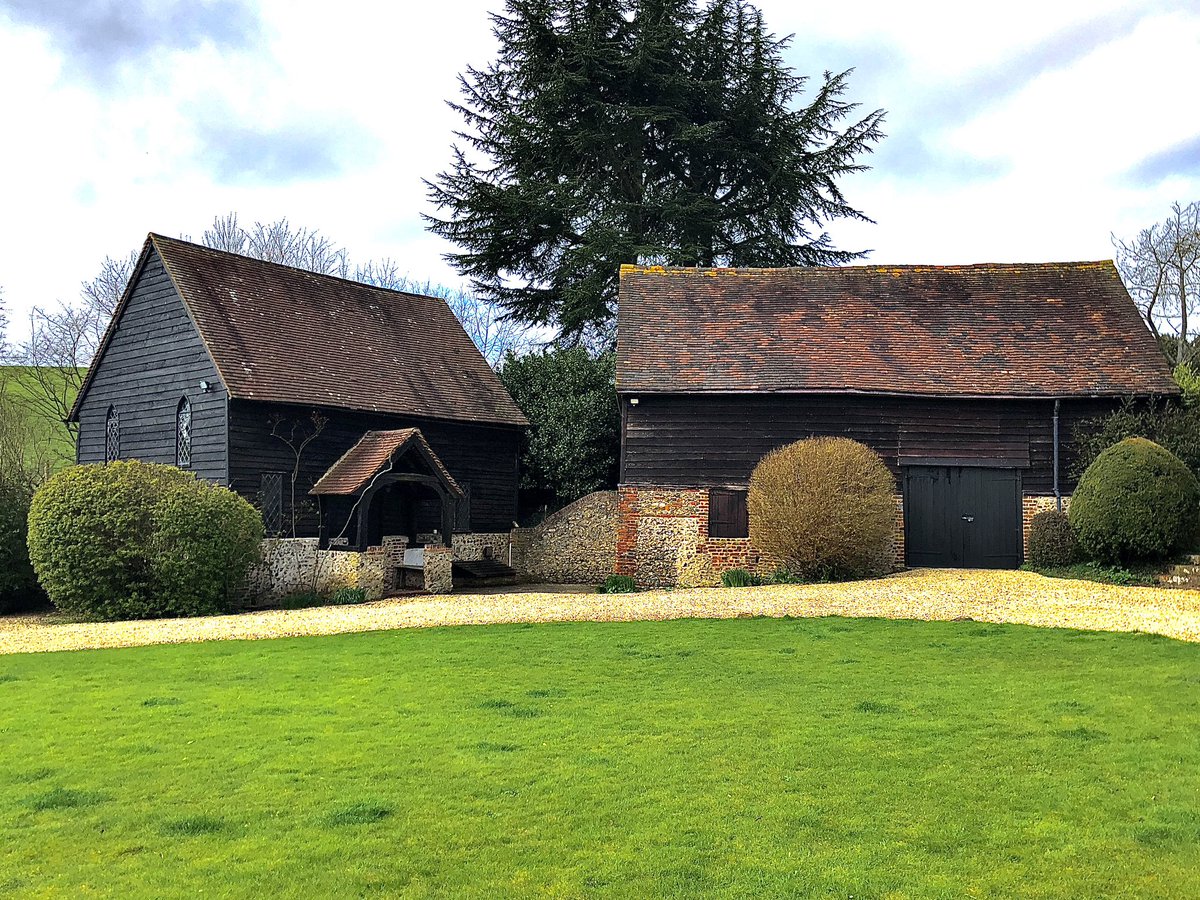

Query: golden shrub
left=748, top=437, right=896, bottom=580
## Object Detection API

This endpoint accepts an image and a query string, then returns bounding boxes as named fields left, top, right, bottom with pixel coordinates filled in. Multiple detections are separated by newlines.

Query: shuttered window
left=708, top=488, right=748, bottom=538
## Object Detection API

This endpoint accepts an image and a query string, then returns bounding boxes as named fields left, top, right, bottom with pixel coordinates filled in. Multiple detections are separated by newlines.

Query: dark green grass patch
left=160, top=815, right=226, bottom=837
left=1, top=617, right=1199, bottom=897
left=26, top=787, right=104, bottom=811
left=325, top=802, right=393, bottom=827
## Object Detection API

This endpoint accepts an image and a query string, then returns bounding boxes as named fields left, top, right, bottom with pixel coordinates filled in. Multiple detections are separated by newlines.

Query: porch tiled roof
left=310, top=428, right=463, bottom=497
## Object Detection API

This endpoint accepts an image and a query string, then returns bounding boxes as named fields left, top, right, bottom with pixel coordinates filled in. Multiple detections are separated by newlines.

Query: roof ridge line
left=619, top=260, right=1117, bottom=276
left=148, top=231, right=463, bottom=305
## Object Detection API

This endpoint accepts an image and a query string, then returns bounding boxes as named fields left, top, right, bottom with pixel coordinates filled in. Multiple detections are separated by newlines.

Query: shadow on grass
left=855, top=700, right=901, bottom=715
left=478, top=698, right=540, bottom=718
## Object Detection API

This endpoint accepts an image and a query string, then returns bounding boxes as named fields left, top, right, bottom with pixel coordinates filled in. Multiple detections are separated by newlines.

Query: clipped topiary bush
left=27, top=461, right=263, bottom=620
left=1068, top=437, right=1200, bottom=564
left=749, top=437, right=896, bottom=581
left=151, top=476, right=264, bottom=617
left=1026, top=509, right=1077, bottom=569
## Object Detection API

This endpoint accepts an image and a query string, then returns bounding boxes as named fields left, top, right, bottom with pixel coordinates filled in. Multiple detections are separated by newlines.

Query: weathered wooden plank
left=621, top=393, right=1121, bottom=494
left=227, top=400, right=521, bottom=536
left=75, top=247, right=228, bottom=483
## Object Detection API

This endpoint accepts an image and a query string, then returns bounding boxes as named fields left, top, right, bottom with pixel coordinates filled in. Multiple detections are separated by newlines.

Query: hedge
left=27, top=461, right=263, bottom=620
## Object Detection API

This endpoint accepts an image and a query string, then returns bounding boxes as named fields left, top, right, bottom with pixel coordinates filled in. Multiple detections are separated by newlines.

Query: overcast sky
left=1, top=0, right=1198, bottom=338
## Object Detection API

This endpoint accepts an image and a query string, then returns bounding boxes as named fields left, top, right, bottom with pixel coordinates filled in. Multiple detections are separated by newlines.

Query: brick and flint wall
left=616, top=485, right=905, bottom=589
left=618, top=484, right=1070, bottom=588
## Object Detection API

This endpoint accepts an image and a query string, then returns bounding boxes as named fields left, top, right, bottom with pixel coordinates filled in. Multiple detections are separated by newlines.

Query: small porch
left=312, top=428, right=463, bottom=554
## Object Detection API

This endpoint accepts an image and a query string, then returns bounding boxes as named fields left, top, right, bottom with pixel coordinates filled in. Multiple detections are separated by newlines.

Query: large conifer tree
left=426, top=0, right=885, bottom=340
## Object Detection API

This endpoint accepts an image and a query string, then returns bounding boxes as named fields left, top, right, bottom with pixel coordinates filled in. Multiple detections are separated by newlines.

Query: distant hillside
left=0, top=366, right=81, bottom=472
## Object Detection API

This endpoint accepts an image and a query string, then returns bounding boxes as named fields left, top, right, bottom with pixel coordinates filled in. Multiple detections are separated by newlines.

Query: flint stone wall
left=244, top=538, right=390, bottom=604
left=452, top=532, right=512, bottom=563
left=511, top=491, right=618, bottom=584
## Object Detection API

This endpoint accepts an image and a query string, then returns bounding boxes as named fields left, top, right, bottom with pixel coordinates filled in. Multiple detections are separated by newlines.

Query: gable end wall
left=75, top=248, right=228, bottom=481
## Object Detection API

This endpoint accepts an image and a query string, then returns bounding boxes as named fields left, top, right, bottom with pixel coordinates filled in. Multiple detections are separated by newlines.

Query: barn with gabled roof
left=615, top=261, right=1177, bottom=586
left=69, top=233, right=527, bottom=551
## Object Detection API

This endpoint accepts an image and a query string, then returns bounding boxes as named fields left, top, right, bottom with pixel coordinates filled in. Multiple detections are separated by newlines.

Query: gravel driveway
left=3, top=569, right=1200, bottom=655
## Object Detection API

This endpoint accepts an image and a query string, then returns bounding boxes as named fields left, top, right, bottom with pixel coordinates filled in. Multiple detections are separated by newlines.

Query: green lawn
left=1, top=617, right=1198, bottom=897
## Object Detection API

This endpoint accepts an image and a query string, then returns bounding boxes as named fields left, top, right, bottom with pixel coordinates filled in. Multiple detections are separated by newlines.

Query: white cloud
left=1, top=0, right=1198, bottom=340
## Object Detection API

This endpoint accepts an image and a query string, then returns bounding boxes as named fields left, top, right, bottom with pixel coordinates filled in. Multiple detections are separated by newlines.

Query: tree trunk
left=1181, top=265, right=1189, bottom=367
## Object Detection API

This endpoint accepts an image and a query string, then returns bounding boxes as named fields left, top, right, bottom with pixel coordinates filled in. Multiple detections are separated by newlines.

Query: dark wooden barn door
left=904, top=466, right=1021, bottom=568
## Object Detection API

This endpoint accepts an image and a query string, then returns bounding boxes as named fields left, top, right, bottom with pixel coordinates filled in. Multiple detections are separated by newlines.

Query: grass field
left=0, top=365, right=79, bottom=469
left=1, top=617, right=1198, bottom=897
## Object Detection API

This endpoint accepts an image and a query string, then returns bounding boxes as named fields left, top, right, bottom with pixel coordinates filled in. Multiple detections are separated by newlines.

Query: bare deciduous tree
left=1114, top=201, right=1200, bottom=367
left=81, top=251, right=139, bottom=323
left=14, top=303, right=103, bottom=458
left=15, top=213, right=535, bottom=457
left=201, top=212, right=350, bottom=276
left=269, top=410, right=329, bottom=538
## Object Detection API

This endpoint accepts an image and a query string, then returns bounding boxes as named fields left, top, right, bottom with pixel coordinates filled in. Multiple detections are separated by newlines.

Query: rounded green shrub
left=1068, top=437, right=1200, bottom=564
left=27, top=461, right=263, bottom=620
left=150, top=476, right=264, bottom=617
left=749, top=437, right=896, bottom=580
left=1026, top=509, right=1076, bottom=569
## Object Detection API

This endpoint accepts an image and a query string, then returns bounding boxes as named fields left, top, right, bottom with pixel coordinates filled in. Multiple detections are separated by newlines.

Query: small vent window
left=708, top=488, right=748, bottom=538
left=104, top=407, right=120, bottom=463
left=261, top=473, right=284, bottom=536
left=176, top=397, right=192, bottom=468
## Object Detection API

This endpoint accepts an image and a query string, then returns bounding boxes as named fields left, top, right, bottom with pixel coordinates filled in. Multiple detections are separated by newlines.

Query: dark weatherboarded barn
left=614, top=261, right=1177, bottom=586
left=69, top=234, right=527, bottom=549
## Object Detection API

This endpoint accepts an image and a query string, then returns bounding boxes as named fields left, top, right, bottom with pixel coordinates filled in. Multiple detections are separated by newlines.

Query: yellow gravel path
left=2, top=569, right=1200, bottom=655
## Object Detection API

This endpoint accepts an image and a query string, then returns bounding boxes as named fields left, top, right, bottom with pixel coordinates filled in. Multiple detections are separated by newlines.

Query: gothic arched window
left=176, top=397, right=192, bottom=468
left=104, top=406, right=120, bottom=463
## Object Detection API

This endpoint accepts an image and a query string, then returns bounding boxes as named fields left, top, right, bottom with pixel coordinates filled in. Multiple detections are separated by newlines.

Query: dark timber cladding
left=620, top=393, right=1118, bottom=493
left=228, top=401, right=520, bottom=533
left=74, top=247, right=228, bottom=481
left=69, top=233, right=526, bottom=540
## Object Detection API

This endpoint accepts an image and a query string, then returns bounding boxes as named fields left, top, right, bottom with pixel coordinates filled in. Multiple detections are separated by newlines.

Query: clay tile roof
left=144, top=233, right=527, bottom=426
left=310, top=428, right=463, bottom=496
left=616, top=262, right=1178, bottom=398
